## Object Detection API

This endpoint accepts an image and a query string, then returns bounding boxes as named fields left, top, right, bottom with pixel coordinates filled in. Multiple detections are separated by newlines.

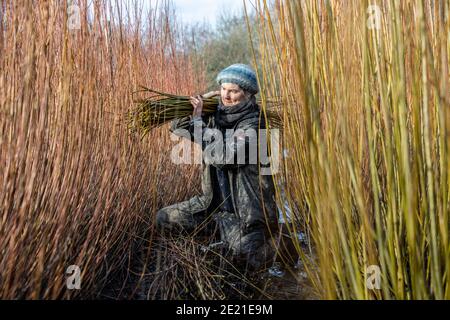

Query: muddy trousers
left=155, top=207, right=275, bottom=271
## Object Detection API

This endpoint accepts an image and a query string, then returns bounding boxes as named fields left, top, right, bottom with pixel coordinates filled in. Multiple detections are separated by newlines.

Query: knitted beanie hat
left=216, top=63, right=259, bottom=95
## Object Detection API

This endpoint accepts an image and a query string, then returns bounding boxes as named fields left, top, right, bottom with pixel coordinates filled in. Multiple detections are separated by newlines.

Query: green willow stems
left=252, top=0, right=450, bottom=299
left=128, top=86, right=282, bottom=138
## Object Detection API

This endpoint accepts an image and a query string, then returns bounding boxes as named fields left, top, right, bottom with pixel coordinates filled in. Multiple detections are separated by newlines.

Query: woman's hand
left=190, top=91, right=219, bottom=118
left=190, top=95, right=203, bottom=118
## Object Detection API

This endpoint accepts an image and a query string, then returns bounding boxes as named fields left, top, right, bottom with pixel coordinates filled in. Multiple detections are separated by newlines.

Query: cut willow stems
left=127, top=86, right=283, bottom=138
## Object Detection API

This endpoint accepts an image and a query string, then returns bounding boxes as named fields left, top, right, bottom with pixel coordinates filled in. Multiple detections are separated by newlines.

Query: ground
left=100, top=225, right=319, bottom=300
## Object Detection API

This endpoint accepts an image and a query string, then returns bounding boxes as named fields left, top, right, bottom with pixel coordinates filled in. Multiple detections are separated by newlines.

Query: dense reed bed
left=4, top=0, right=447, bottom=301
left=251, top=0, right=450, bottom=299
left=0, top=0, right=204, bottom=299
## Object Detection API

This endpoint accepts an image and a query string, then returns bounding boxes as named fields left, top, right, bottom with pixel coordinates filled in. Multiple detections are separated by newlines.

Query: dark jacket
left=156, top=98, right=279, bottom=269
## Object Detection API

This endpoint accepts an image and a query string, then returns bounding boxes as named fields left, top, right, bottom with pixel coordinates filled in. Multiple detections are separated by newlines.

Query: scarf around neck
left=214, top=96, right=260, bottom=129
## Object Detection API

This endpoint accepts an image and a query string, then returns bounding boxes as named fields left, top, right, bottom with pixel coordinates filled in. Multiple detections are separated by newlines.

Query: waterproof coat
left=156, top=97, right=279, bottom=269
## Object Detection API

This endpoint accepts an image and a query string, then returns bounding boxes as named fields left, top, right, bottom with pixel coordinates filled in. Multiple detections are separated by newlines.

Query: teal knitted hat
left=216, top=63, right=259, bottom=94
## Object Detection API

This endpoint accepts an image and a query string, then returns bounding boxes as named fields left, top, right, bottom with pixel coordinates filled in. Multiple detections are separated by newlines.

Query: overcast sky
left=172, top=0, right=248, bottom=26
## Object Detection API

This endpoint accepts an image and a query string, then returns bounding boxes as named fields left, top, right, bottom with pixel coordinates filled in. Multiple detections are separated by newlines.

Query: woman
left=156, top=64, right=278, bottom=271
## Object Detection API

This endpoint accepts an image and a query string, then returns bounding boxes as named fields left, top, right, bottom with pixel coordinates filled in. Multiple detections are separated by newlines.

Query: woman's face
left=220, top=83, right=248, bottom=107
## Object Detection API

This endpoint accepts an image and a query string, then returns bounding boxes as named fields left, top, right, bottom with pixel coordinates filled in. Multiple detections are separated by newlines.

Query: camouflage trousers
left=155, top=205, right=275, bottom=271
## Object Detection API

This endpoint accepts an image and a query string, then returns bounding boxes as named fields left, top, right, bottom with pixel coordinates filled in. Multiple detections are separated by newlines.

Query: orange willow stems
left=0, top=0, right=203, bottom=299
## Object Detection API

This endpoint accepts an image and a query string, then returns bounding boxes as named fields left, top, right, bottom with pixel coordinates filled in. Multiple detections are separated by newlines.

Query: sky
left=172, top=0, right=248, bottom=26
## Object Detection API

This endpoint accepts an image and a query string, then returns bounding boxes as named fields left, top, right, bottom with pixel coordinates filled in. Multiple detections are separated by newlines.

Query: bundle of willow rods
left=128, top=86, right=282, bottom=138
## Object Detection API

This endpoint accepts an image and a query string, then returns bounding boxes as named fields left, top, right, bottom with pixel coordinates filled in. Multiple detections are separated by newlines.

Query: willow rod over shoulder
left=127, top=86, right=283, bottom=138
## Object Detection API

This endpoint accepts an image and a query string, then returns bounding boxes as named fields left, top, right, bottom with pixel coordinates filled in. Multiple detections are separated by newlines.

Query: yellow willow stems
left=417, top=0, right=443, bottom=299
left=251, top=0, right=450, bottom=299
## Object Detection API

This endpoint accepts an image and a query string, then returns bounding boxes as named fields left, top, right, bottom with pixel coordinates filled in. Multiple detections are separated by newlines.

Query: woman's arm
left=170, top=91, right=219, bottom=141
